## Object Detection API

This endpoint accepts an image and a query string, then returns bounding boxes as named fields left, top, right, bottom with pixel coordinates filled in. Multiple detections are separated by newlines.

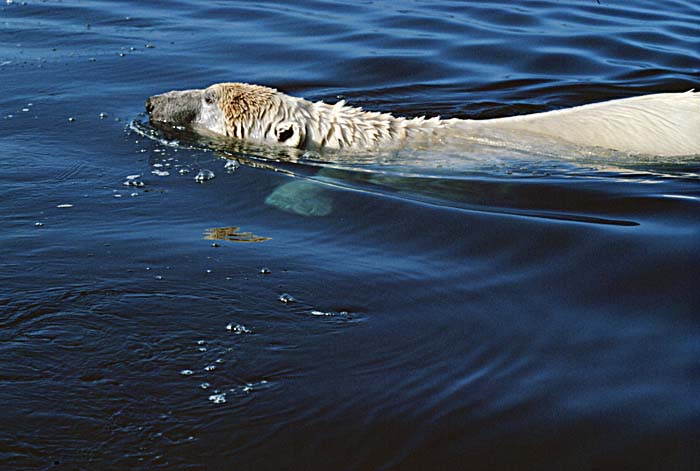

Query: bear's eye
left=277, top=126, right=294, bottom=142
left=204, top=94, right=214, bottom=105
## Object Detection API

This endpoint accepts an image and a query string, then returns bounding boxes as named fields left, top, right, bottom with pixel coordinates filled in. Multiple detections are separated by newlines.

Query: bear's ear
left=275, top=121, right=303, bottom=148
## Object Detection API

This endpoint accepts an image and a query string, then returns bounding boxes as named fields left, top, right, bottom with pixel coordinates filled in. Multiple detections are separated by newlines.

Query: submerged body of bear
left=146, top=83, right=700, bottom=157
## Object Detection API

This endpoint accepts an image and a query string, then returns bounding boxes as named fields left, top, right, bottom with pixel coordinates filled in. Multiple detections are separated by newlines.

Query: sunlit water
left=1, top=1, right=699, bottom=470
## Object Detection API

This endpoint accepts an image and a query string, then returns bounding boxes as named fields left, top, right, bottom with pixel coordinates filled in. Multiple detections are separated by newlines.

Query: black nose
left=145, top=97, right=154, bottom=114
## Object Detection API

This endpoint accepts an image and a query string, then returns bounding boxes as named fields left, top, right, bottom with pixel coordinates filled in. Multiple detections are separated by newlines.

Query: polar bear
left=146, top=83, right=699, bottom=216
left=146, top=82, right=700, bottom=157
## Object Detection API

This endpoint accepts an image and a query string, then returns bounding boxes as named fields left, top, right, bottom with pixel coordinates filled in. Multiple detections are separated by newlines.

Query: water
left=1, top=1, right=699, bottom=469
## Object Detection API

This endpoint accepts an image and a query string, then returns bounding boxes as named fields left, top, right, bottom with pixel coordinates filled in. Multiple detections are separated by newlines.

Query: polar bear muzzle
left=146, top=89, right=203, bottom=126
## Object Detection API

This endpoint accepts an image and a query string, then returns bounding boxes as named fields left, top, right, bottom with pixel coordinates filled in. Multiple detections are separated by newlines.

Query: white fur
left=468, top=91, right=700, bottom=156
left=260, top=89, right=700, bottom=156
left=194, top=83, right=700, bottom=157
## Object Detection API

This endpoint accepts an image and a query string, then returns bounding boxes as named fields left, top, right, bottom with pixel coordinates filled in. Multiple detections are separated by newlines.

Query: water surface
left=1, top=1, right=699, bottom=470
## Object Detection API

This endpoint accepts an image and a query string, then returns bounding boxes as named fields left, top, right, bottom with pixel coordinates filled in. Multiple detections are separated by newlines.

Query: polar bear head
left=147, top=82, right=316, bottom=149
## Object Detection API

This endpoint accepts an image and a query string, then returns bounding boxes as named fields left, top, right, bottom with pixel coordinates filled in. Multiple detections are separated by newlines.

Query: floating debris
left=194, top=169, right=215, bottom=183
left=204, top=226, right=270, bottom=243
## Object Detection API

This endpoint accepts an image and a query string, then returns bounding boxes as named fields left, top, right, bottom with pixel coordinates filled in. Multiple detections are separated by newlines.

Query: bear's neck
left=302, top=99, right=456, bottom=150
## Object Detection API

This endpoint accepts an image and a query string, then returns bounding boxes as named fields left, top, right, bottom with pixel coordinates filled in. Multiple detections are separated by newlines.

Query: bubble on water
left=310, top=310, right=335, bottom=316
left=208, top=393, right=226, bottom=404
left=56, top=204, right=73, bottom=208
left=99, top=112, right=108, bottom=119
left=68, top=117, right=75, bottom=122
left=211, top=243, right=220, bottom=248
left=155, top=275, right=163, bottom=280
left=204, top=365, right=216, bottom=372
left=198, top=347, right=207, bottom=352
left=302, top=150, right=321, bottom=160
left=145, top=44, right=155, bottom=49
left=200, top=382, right=210, bottom=389
left=35, top=222, right=44, bottom=227
left=130, top=192, right=139, bottom=197
left=235, top=380, right=269, bottom=394
left=215, top=358, right=223, bottom=364
left=21, top=108, right=29, bottom=112
left=178, top=168, right=190, bottom=175
left=180, top=369, right=193, bottom=376
left=113, top=193, right=123, bottom=198
left=153, top=162, right=163, bottom=167
left=123, top=179, right=144, bottom=187
left=259, top=267, right=271, bottom=275
left=195, top=169, right=215, bottom=183
left=278, top=293, right=295, bottom=304
left=205, top=269, right=212, bottom=274
left=151, top=170, right=170, bottom=176
left=226, top=323, right=251, bottom=334
left=197, top=340, right=205, bottom=345
left=224, top=160, right=240, bottom=172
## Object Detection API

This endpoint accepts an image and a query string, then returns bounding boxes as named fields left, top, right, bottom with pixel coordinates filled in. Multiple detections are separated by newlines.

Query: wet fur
left=148, top=83, right=700, bottom=156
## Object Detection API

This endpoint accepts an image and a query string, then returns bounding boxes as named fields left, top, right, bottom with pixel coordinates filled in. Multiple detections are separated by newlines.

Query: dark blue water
left=1, top=1, right=699, bottom=470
